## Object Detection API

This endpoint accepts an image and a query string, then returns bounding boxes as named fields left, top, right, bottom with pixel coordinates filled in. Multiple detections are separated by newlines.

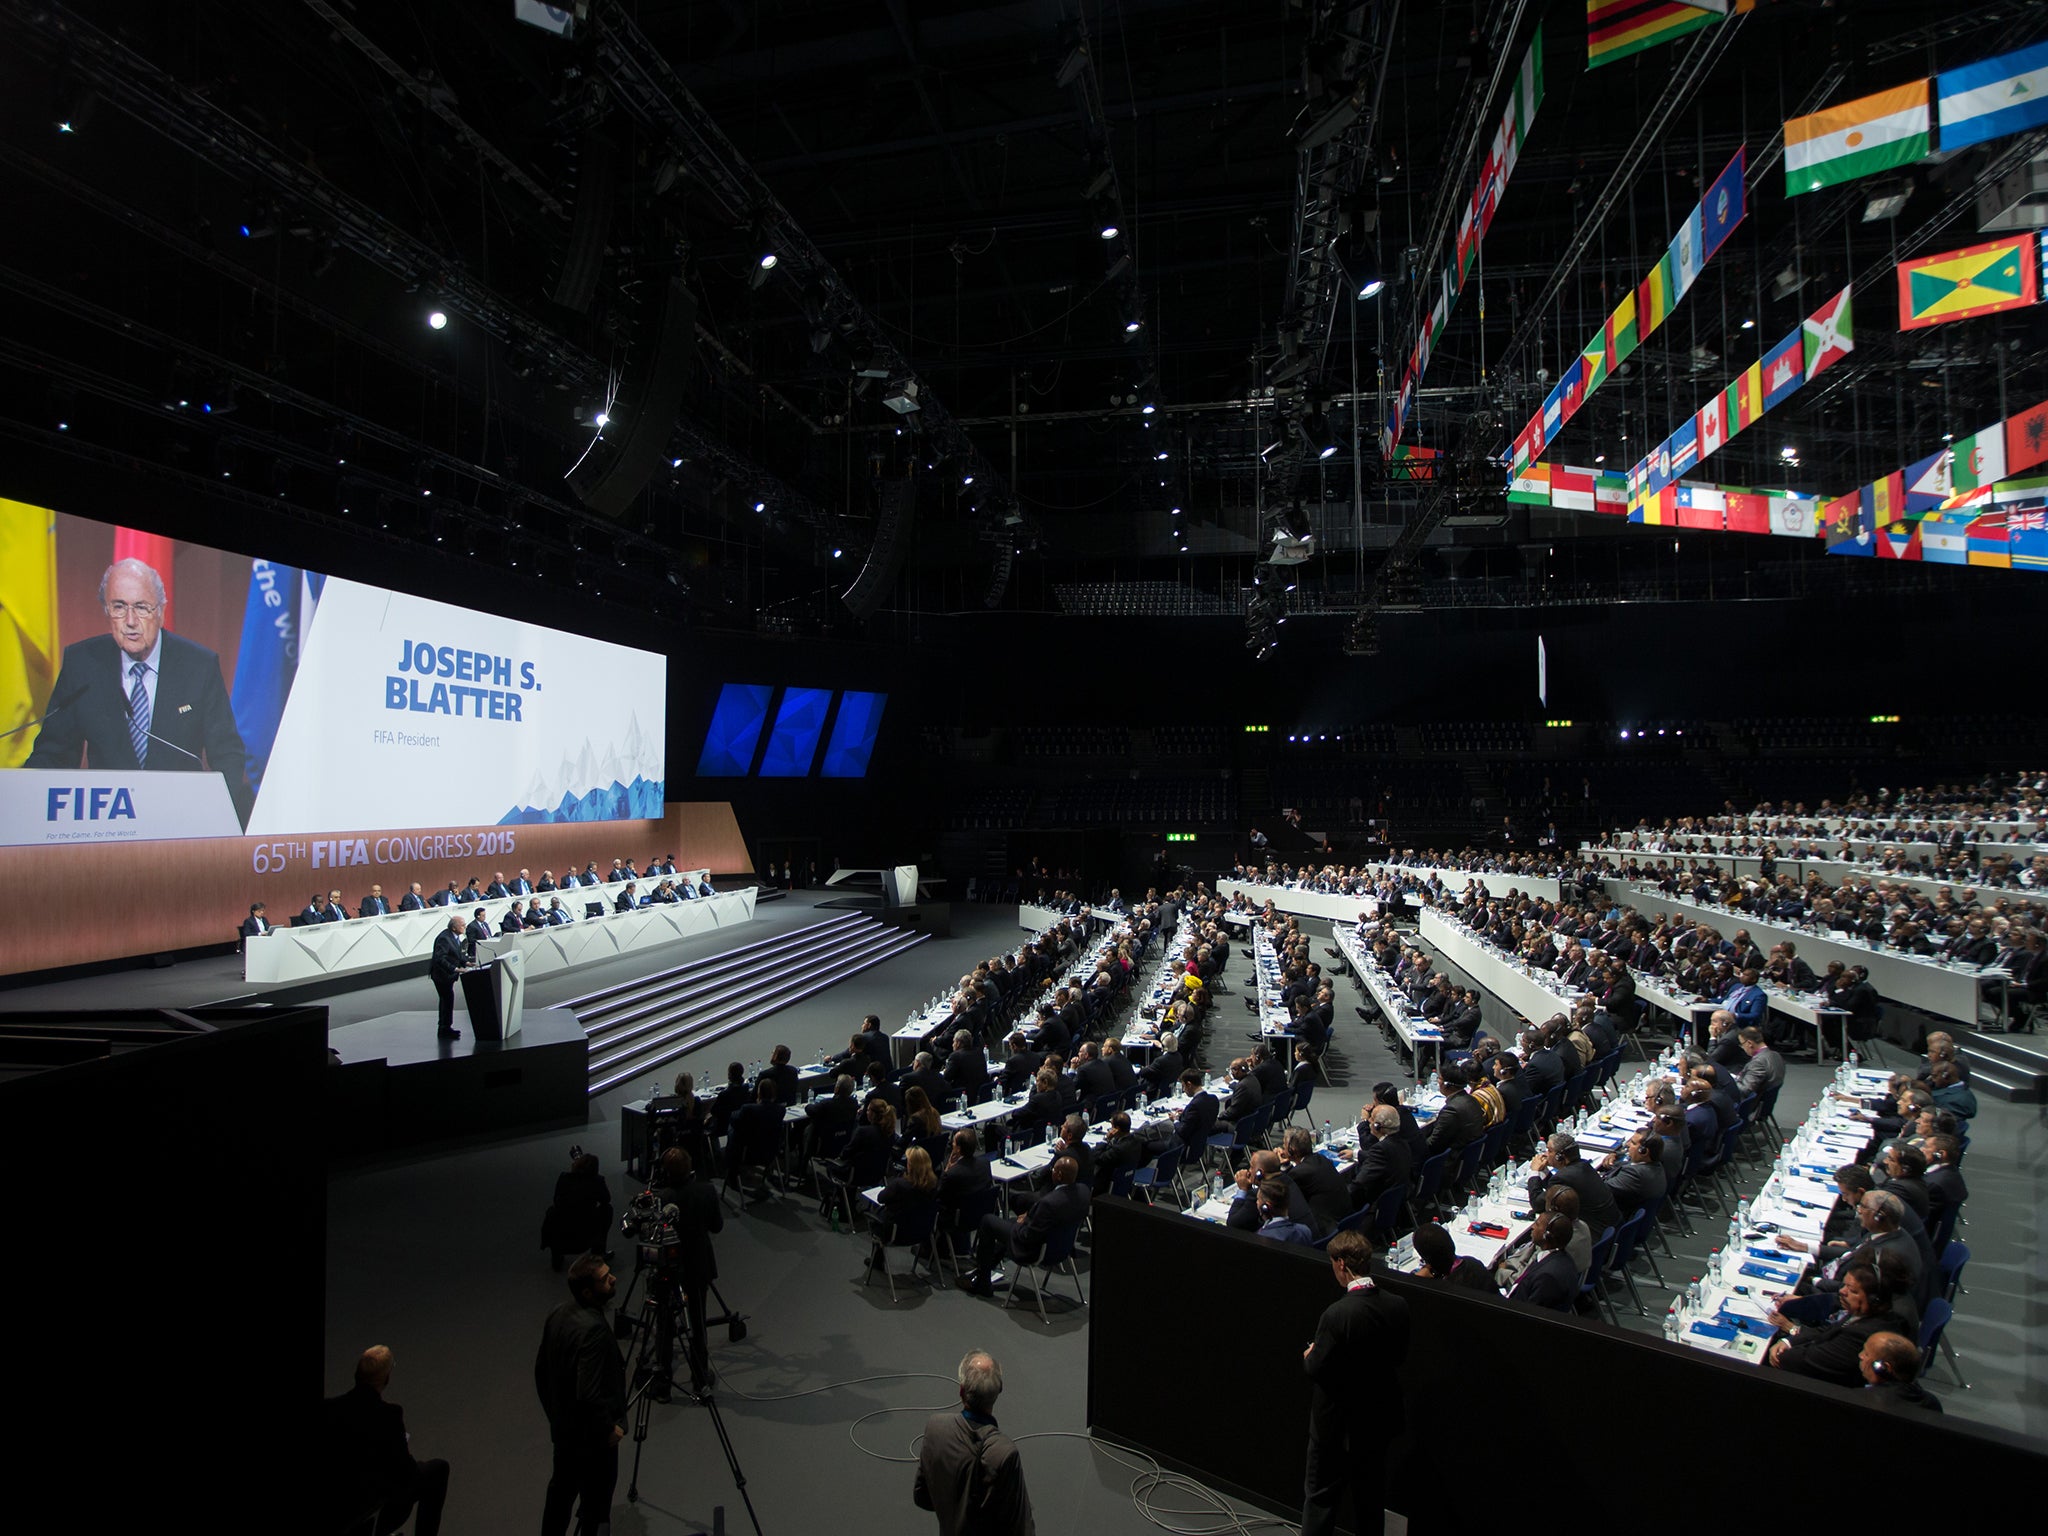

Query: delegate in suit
left=25, top=558, right=254, bottom=826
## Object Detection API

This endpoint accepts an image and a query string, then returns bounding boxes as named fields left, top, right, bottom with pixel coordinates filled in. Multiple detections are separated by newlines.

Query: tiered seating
left=1419, top=721, right=1531, bottom=756
left=1012, top=724, right=1132, bottom=759
left=947, top=787, right=1037, bottom=830
left=1053, top=581, right=1236, bottom=617
left=1041, top=776, right=1237, bottom=827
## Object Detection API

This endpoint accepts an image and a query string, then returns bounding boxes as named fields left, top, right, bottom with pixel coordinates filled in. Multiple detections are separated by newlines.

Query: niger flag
left=0, top=499, right=60, bottom=769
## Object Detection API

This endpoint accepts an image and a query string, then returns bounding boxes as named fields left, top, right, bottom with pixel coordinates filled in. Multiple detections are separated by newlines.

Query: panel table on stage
left=1613, top=885, right=2007, bottom=1026
left=242, top=870, right=727, bottom=983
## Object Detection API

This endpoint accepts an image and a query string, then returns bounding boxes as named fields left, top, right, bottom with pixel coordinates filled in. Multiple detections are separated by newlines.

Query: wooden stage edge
left=0, top=801, right=751, bottom=977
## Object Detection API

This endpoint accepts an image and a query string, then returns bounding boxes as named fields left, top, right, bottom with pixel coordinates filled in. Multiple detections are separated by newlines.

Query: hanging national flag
left=1389, top=445, right=1441, bottom=482
left=1512, top=423, right=1537, bottom=472
left=1673, top=484, right=1726, bottom=530
left=1700, top=150, right=1747, bottom=261
left=1870, top=470, right=1907, bottom=527
left=1939, top=484, right=1993, bottom=514
left=1725, top=489, right=1772, bottom=534
left=1670, top=205, right=1707, bottom=298
left=1802, top=286, right=1855, bottom=380
left=1666, top=418, right=1700, bottom=477
left=2005, top=397, right=2048, bottom=474
left=1543, top=382, right=1567, bottom=440
left=1698, top=393, right=1727, bottom=458
left=1509, top=462, right=1553, bottom=506
left=1606, top=291, right=1640, bottom=368
left=1919, top=514, right=1971, bottom=565
left=1935, top=38, right=2048, bottom=152
left=1729, top=362, right=1764, bottom=431
left=1770, top=493, right=1818, bottom=539
left=2010, top=508, right=2048, bottom=569
left=1951, top=425, right=2007, bottom=492
left=1594, top=471, right=1629, bottom=515
left=1967, top=511, right=2012, bottom=568
left=1551, top=464, right=1597, bottom=512
left=1587, top=1, right=1722, bottom=70
left=1762, top=329, right=1805, bottom=409
left=1903, top=449, right=1953, bottom=512
left=1875, top=524, right=1923, bottom=561
left=1897, top=235, right=2038, bottom=330
left=1786, top=81, right=1931, bottom=197
left=1823, top=493, right=1872, bottom=554
left=1580, top=333, right=1610, bottom=394
left=1636, top=485, right=1679, bottom=526
left=1560, top=356, right=1588, bottom=420
left=1638, top=250, right=1679, bottom=338
left=1991, top=473, right=2048, bottom=505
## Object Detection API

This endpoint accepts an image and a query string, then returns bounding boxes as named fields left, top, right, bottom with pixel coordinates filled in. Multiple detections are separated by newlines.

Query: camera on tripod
left=620, top=1189, right=685, bottom=1269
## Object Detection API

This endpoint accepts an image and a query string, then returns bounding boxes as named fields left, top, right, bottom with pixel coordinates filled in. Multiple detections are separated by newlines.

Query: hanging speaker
left=840, top=476, right=915, bottom=619
left=568, top=279, right=698, bottom=516
left=550, top=127, right=614, bottom=314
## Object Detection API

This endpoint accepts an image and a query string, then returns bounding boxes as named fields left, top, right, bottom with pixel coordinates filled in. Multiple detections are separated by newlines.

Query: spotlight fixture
left=1140, top=402, right=1155, bottom=415
left=593, top=411, right=609, bottom=427
left=882, top=378, right=922, bottom=414
left=1862, top=180, right=1912, bottom=223
left=1301, top=410, right=1339, bottom=460
left=749, top=244, right=779, bottom=290
left=1100, top=222, right=1120, bottom=240
left=1124, top=316, right=1142, bottom=334
left=1357, top=278, right=1385, bottom=299
left=427, top=310, right=448, bottom=330
left=753, top=500, right=767, bottom=513
left=1740, top=318, right=1755, bottom=330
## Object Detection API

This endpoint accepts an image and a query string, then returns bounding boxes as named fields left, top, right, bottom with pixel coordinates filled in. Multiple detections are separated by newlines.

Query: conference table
left=1583, top=846, right=2048, bottom=910
left=1613, top=885, right=2006, bottom=1026
left=887, top=916, right=1124, bottom=1066
left=1632, top=973, right=1852, bottom=1055
left=244, top=871, right=743, bottom=984
left=1222, top=865, right=1560, bottom=918
left=1669, top=1066, right=1888, bottom=1363
left=1332, top=922, right=1443, bottom=1080
left=1418, top=907, right=1590, bottom=1033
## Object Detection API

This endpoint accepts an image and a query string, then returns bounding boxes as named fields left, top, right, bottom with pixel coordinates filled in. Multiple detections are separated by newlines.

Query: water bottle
left=1322, top=1119, right=1333, bottom=1145
left=1664, top=1302, right=1681, bottom=1342
left=1687, top=1277, right=1701, bottom=1312
left=1211, top=1171, right=1226, bottom=1202
left=1045, top=1122, right=1056, bottom=1147
left=1735, top=1198, right=1750, bottom=1231
left=1847, top=1048, right=1860, bottom=1072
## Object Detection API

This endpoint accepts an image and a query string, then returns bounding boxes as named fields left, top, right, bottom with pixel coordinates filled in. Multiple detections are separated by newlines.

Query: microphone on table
left=121, top=691, right=204, bottom=763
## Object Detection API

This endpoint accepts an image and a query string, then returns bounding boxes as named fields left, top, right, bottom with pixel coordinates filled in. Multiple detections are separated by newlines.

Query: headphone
left=1871, top=1359, right=1892, bottom=1379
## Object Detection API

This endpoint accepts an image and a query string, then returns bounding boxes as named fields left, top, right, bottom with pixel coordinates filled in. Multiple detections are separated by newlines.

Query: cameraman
left=649, top=1146, right=725, bottom=1392
left=535, top=1255, right=626, bottom=1536
left=542, top=1149, right=614, bottom=1270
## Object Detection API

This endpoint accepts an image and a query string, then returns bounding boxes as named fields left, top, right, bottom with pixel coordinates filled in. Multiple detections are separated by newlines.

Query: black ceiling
left=3, top=0, right=2046, bottom=631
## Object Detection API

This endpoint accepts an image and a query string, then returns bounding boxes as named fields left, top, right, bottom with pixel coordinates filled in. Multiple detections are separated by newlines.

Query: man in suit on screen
left=25, top=557, right=254, bottom=826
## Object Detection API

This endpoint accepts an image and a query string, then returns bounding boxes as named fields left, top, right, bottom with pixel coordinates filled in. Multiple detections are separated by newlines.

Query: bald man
left=322, top=1346, right=450, bottom=1535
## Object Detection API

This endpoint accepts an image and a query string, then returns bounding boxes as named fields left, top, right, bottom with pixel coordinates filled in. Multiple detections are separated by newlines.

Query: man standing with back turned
left=429, top=914, right=464, bottom=1042
left=1300, top=1229, right=1410, bottom=1536
left=914, top=1349, right=1034, bottom=1536
left=536, top=1255, right=627, bottom=1536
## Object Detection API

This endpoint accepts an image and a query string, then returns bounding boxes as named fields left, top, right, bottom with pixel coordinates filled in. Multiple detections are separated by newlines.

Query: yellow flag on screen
left=0, top=499, right=60, bottom=769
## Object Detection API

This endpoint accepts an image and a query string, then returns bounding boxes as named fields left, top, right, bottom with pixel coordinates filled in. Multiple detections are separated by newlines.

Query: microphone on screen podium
left=0, top=677, right=90, bottom=743
left=121, top=690, right=203, bottom=763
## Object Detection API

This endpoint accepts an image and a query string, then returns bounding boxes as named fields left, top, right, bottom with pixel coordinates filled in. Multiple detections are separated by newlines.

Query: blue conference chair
left=1004, top=1220, right=1087, bottom=1324
left=863, top=1201, right=940, bottom=1304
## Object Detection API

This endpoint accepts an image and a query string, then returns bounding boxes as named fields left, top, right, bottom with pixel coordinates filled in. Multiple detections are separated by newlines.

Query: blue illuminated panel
left=820, top=690, right=888, bottom=778
left=694, top=684, right=774, bottom=776
left=758, top=686, right=831, bottom=777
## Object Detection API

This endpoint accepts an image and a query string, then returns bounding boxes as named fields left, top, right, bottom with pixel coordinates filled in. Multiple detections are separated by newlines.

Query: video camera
left=620, top=1188, right=684, bottom=1269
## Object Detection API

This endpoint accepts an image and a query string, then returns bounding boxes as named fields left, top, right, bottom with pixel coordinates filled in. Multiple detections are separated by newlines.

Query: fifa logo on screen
left=46, top=786, right=138, bottom=821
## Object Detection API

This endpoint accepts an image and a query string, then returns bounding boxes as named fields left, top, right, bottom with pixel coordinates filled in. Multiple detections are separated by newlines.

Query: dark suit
left=534, top=1298, right=627, bottom=1536
left=1529, top=1158, right=1622, bottom=1241
left=359, top=895, right=390, bottom=918
left=902, top=1067, right=950, bottom=1109
left=1001, top=1049, right=1047, bottom=1095
left=26, top=630, right=253, bottom=825
left=1602, top=1158, right=1667, bottom=1220
left=1227, top=1175, right=1313, bottom=1232
left=1346, top=1136, right=1412, bottom=1213
left=1777, top=1308, right=1913, bottom=1389
left=974, top=1179, right=1089, bottom=1278
left=1301, top=1280, right=1410, bottom=1536
left=1074, top=1057, right=1117, bottom=1103
left=1286, top=1154, right=1352, bottom=1234
left=1424, top=1091, right=1485, bottom=1159
left=321, top=1383, right=449, bottom=1536
left=1174, top=1091, right=1220, bottom=1155
left=943, top=1047, right=991, bottom=1095
left=398, top=892, right=425, bottom=911
left=1506, top=1249, right=1577, bottom=1311
left=429, top=928, right=463, bottom=1033
left=239, top=915, right=270, bottom=941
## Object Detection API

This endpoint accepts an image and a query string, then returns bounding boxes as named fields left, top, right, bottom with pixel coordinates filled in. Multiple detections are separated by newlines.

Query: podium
left=0, top=768, right=243, bottom=846
left=458, top=949, right=526, bottom=1041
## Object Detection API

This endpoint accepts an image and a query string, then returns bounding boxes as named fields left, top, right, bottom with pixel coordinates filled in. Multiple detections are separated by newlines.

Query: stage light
left=749, top=248, right=779, bottom=290
left=1357, top=278, right=1385, bottom=299
left=1302, top=410, right=1338, bottom=459
left=1100, top=222, right=1119, bottom=240
left=1594, top=454, right=1605, bottom=464
left=832, top=547, right=843, bottom=558
left=427, top=310, right=448, bottom=330
left=671, top=457, right=683, bottom=468
left=57, top=421, right=67, bottom=431
left=1155, top=451, right=1168, bottom=460
left=963, top=474, right=974, bottom=485
left=1141, top=403, right=1155, bottom=415
left=1740, top=318, right=1755, bottom=330
left=758, top=251, right=779, bottom=270
left=754, top=500, right=767, bottom=512
left=1125, top=316, right=1141, bottom=334
left=593, top=411, right=609, bottom=427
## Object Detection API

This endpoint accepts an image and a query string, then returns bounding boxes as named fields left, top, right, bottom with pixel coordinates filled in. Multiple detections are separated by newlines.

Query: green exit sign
left=1869, top=714, right=1899, bottom=724
left=1165, top=833, right=1196, bottom=843
left=1244, top=724, right=1270, bottom=733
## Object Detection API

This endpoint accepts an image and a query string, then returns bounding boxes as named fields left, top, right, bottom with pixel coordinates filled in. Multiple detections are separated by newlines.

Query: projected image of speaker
left=568, top=277, right=698, bottom=516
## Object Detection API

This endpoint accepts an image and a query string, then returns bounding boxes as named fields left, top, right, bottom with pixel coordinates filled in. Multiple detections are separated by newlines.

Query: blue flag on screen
left=230, top=560, right=306, bottom=794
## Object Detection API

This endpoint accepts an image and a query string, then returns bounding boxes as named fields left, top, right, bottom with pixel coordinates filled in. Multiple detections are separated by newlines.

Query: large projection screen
left=0, top=501, right=673, bottom=974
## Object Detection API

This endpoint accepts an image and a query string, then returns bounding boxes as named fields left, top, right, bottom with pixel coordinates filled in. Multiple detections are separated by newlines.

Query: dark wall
left=0, top=1006, right=331, bottom=1523
left=1089, top=1199, right=2047, bottom=1535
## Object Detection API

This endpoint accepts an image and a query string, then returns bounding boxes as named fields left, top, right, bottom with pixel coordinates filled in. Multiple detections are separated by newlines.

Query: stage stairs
left=571, top=912, right=928, bottom=1095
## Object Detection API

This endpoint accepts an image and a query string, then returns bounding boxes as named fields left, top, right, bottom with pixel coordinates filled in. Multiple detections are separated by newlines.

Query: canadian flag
left=1698, top=396, right=1725, bottom=458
